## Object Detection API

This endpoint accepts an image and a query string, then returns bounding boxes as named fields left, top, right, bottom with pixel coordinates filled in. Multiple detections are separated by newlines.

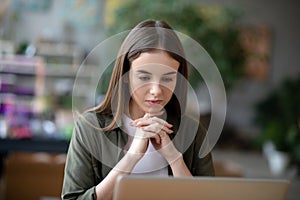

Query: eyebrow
left=163, top=71, right=177, bottom=75
left=135, top=69, right=177, bottom=75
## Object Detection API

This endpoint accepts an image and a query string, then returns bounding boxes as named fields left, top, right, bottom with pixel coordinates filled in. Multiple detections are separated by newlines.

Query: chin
left=148, top=107, right=164, bottom=114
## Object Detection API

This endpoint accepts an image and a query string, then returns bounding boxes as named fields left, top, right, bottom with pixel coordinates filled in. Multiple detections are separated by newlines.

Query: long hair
left=91, top=19, right=188, bottom=131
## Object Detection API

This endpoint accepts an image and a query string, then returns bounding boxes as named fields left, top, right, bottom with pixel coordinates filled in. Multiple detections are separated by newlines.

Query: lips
left=146, top=100, right=163, bottom=105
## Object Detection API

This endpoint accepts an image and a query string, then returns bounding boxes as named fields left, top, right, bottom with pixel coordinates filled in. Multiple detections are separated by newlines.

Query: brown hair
left=91, top=19, right=188, bottom=131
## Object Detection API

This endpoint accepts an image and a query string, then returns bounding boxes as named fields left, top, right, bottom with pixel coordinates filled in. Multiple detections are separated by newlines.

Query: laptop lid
left=113, top=175, right=290, bottom=200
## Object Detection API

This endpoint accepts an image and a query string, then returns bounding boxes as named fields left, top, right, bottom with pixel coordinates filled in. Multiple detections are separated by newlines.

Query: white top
left=122, top=114, right=168, bottom=176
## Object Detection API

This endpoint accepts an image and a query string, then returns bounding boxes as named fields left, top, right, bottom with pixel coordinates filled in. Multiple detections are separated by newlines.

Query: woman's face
left=128, top=51, right=180, bottom=119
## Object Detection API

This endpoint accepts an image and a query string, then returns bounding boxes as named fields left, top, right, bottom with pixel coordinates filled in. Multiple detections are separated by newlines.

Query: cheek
left=161, top=81, right=177, bottom=94
left=129, top=75, right=146, bottom=94
left=130, top=85, right=147, bottom=100
left=161, top=85, right=175, bottom=103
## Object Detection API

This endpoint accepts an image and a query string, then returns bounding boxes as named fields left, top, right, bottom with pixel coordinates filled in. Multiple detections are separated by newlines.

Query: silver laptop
left=113, top=175, right=290, bottom=200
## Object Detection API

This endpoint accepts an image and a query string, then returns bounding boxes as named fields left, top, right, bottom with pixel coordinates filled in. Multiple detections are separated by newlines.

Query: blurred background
left=0, top=0, right=299, bottom=199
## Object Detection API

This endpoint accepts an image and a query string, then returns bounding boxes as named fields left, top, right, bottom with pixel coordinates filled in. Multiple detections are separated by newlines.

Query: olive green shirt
left=62, top=112, right=214, bottom=199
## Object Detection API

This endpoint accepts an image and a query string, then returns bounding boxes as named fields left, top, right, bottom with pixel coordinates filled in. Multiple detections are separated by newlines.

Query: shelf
left=0, top=56, right=40, bottom=75
left=0, top=56, right=45, bottom=96
left=0, top=55, right=45, bottom=140
left=36, top=41, right=84, bottom=67
left=0, top=55, right=42, bottom=66
left=45, top=63, right=97, bottom=78
left=0, top=55, right=95, bottom=146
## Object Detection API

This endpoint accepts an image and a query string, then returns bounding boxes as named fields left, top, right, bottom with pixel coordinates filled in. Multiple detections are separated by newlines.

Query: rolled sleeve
left=61, top=120, right=98, bottom=200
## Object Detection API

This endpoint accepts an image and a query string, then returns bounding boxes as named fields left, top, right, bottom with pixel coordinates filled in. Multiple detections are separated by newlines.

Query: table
left=0, top=138, right=69, bottom=154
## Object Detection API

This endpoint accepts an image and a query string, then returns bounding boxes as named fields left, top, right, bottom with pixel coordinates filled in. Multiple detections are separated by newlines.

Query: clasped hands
left=127, top=112, right=181, bottom=164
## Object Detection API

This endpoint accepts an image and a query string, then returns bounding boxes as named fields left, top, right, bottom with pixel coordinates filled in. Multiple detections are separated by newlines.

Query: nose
left=149, top=82, right=162, bottom=96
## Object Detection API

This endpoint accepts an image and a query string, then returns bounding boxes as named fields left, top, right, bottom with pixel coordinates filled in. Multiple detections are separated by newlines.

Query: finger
left=151, top=117, right=173, bottom=127
left=158, top=130, right=168, bottom=138
left=142, top=123, right=173, bottom=134
left=150, top=136, right=161, bottom=145
left=150, top=130, right=168, bottom=146
left=136, top=130, right=161, bottom=144
left=129, top=115, right=149, bottom=126
left=133, top=117, right=173, bottom=128
left=130, top=111, right=165, bottom=125
left=150, top=117, right=173, bottom=128
left=147, top=128, right=160, bottom=143
left=153, top=134, right=161, bottom=144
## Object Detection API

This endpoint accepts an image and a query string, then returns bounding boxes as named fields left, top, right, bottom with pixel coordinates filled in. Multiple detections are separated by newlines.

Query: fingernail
left=168, top=130, right=174, bottom=134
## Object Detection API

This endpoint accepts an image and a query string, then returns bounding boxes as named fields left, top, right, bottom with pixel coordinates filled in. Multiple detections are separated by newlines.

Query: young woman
left=62, top=19, right=214, bottom=200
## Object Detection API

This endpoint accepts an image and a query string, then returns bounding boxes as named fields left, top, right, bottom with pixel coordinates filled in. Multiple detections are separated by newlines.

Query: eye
left=161, top=77, right=174, bottom=82
left=139, top=76, right=151, bottom=81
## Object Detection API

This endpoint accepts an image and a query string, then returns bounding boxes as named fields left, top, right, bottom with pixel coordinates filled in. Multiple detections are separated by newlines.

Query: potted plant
left=254, top=77, right=300, bottom=175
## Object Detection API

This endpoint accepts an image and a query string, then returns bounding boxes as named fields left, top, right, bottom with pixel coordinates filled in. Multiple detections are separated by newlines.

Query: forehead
left=131, top=51, right=180, bottom=72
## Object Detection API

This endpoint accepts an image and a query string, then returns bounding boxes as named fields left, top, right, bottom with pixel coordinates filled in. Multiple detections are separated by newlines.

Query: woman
left=62, top=19, right=214, bottom=200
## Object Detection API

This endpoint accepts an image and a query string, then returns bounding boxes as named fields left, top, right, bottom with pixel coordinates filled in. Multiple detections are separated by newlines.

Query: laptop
left=113, top=175, right=290, bottom=200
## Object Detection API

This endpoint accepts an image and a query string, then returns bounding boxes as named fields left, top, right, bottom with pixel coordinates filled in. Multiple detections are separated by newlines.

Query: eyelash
left=161, top=77, right=173, bottom=82
left=139, top=76, right=151, bottom=81
left=138, top=76, right=174, bottom=82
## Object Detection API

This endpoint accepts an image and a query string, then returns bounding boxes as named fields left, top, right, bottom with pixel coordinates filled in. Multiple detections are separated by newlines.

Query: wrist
left=113, top=153, right=140, bottom=174
left=124, top=151, right=144, bottom=163
left=166, top=151, right=182, bottom=165
left=168, top=153, right=192, bottom=177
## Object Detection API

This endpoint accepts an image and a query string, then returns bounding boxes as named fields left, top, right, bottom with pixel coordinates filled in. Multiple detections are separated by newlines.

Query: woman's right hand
left=126, top=113, right=159, bottom=160
left=126, top=132, right=149, bottom=161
